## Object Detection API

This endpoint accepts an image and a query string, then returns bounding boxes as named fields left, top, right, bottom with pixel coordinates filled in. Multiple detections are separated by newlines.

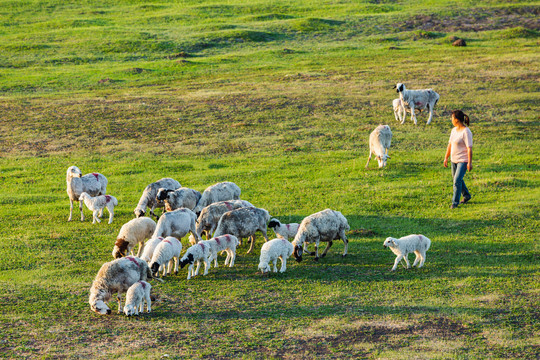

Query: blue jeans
left=451, top=162, right=471, bottom=206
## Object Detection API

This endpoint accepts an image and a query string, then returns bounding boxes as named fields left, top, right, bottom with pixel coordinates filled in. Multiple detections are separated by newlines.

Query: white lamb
left=156, top=187, right=202, bottom=212
left=204, top=234, right=240, bottom=268
left=258, top=238, right=295, bottom=273
left=292, top=209, right=350, bottom=262
left=179, top=242, right=211, bottom=280
left=149, top=236, right=182, bottom=277
left=134, top=178, right=181, bottom=219
left=383, top=234, right=431, bottom=271
left=79, top=192, right=118, bottom=224
left=192, top=182, right=241, bottom=215
left=188, top=200, right=254, bottom=243
left=394, top=83, right=440, bottom=125
left=112, top=217, right=157, bottom=259
left=152, top=208, right=201, bottom=244
left=392, top=98, right=421, bottom=123
left=140, top=236, right=163, bottom=263
left=268, top=218, right=300, bottom=240
left=366, top=125, right=392, bottom=169
left=123, top=281, right=152, bottom=316
left=66, top=166, right=108, bottom=222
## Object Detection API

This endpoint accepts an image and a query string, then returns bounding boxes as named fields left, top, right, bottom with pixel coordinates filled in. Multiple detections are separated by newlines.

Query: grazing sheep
left=134, top=178, right=181, bottom=219
left=366, top=125, right=392, bottom=169
left=140, top=236, right=163, bottom=263
left=179, top=242, right=211, bottom=280
left=213, top=207, right=271, bottom=254
left=392, top=98, right=421, bottom=123
left=258, top=238, right=295, bottom=273
left=192, top=182, right=241, bottom=215
left=150, top=236, right=182, bottom=277
left=79, top=192, right=118, bottom=224
left=205, top=234, right=240, bottom=268
left=394, top=83, right=440, bottom=125
left=383, top=234, right=431, bottom=271
left=123, top=281, right=152, bottom=316
left=292, top=209, right=350, bottom=262
left=156, top=187, right=202, bottom=212
left=112, top=217, right=156, bottom=259
left=152, top=208, right=201, bottom=244
left=66, top=166, right=108, bottom=222
left=89, top=256, right=151, bottom=315
left=268, top=218, right=300, bottom=240
left=188, top=200, right=254, bottom=243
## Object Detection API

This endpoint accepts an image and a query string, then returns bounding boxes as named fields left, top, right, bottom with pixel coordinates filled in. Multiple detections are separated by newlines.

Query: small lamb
left=258, top=238, right=295, bottom=273
left=79, top=192, right=118, bottom=224
left=383, top=234, right=431, bottom=271
left=392, top=98, right=420, bottom=123
left=366, top=125, right=392, bottom=169
left=179, top=242, right=211, bottom=280
left=123, top=281, right=152, bottom=316
left=140, top=236, right=163, bottom=263
left=149, top=236, right=182, bottom=277
left=268, top=218, right=300, bottom=240
left=205, top=234, right=240, bottom=268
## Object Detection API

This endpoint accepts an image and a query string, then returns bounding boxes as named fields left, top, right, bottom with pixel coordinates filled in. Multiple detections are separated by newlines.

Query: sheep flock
left=83, top=82, right=437, bottom=316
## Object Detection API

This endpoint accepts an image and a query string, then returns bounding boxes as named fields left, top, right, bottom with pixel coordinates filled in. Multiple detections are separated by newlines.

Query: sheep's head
left=89, top=291, right=111, bottom=315
left=134, top=208, right=145, bottom=218
left=180, top=253, right=194, bottom=269
left=394, top=83, right=405, bottom=93
left=376, top=154, right=390, bottom=168
left=293, top=245, right=303, bottom=262
left=383, top=237, right=397, bottom=248
left=156, top=188, right=174, bottom=201
left=113, top=239, right=128, bottom=259
left=67, top=166, right=82, bottom=179
left=123, top=304, right=137, bottom=316
left=150, top=262, right=161, bottom=277
left=258, top=262, right=271, bottom=274
left=268, top=218, right=281, bottom=230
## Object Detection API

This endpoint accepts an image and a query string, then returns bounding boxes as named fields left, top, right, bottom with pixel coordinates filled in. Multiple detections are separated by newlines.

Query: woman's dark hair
left=452, top=110, right=470, bottom=126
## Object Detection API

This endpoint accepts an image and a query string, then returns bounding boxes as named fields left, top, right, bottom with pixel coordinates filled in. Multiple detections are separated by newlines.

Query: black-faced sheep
left=156, top=187, right=202, bottom=212
left=394, top=83, right=439, bottom=125
left=268, top=218, right=300, bottom=240
left=292, top=209, right=350, bottom=262
left=149, top=236, right=182, bottom=277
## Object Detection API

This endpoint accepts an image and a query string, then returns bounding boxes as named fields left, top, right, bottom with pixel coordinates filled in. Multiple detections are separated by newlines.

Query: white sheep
left=394, top=83, right=440, bottom=125
left=134, top=178, right=181, bottom=219
left=383, top=234, right=431, bottom=271
left=268, top=218, right=300, bottom=240
left=192, top=182, right=241, bottom=215
left=89, top=256, right=151, bottom=315
left=258, top=238, right=295, bottom=273
left=149, top=236, right=182, bottom=277
left=392, top=98, right=421, bottom=123
left=112, top=217, right=157, bottom=259
left=188, top=200, right=254, bottom=243
left=292, top=209, right=350, bottom=262
left=366, top=125, right=392, bottom=169
left=205, top=234, right=240, bottom=268
left=152, top=208, right=201, bottom=244
left=123, top=281, right=152, bottom=316
left=156, top=187, right=202, bottom=212
left=79, top=192, right=118, bottom=224
left=213, top=207, right=271, bottom=254
left=66, top=166, right=108, bottom=222
left=140, top=236, right=164, bottom=263
left=179, top=242, right=211, bottom=280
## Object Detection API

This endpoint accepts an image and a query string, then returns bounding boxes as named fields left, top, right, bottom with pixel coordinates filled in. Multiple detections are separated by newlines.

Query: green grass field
left=0, top=0, right=539, bottom=358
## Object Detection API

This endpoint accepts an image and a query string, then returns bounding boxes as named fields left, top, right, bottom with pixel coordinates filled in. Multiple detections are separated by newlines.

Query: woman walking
left=443, top=110, right=473, bottom=209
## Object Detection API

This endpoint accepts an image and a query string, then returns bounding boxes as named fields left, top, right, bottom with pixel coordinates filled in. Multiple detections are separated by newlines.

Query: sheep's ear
left=398, top=84, right=404, bottom=92
left=392, top=84, right=396, bottom=89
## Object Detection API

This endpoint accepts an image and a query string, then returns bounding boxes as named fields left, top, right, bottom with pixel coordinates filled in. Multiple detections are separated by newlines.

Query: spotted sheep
left=394, top=83, right=439, bottom=125
left=134, top=178, right=181, bottom=219
left=66, top=166, right=108, bottom=222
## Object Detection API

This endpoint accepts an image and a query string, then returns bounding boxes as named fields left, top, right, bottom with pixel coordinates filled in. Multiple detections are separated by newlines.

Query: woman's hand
left=443, top=158, right=448, bottom=168
left=467, top=163, right=472, bottom=172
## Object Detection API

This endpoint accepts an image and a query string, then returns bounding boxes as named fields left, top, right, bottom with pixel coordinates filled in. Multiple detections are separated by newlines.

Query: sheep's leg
left=93, top=210, right=101, bottom=224
left=320, top=241, right=333, bottom=258
left=194, top=260, right=201, bottom=276
left=203, top=258, right=210, bottom=275
left=261, top=229, right=270, bottom=242
left=365, top=151, right=372, bottom=169
left=272, top=259, right=278, bottom=272
left=313, top=239, right=320, bottom=261
left=279, top=256, right=287, bottom=273
left=412, top=251, right=421, bottom=267
left=410, top=105, right=417, bottom=125
left=400, top=105, right=406, bottom=124
left=229, top=249, right=236, bottom=267
left=107, top=205, right=114, bottom=224
left=174, top=257, right=179, bottom=274
left=403, top=254, right=411, bottom=269
left=136, top=242, right=145, bottom=258
left=392, top=255, right=403, bottom=271
left=167, top=260, right=174, bottom=276
left=418, top=251, right=426, bottom=268
left=213, top=252, right=219, bottom=268
left=187, top=264, right=193, bottom=280
left=224, top=250, right=230, bottom=266
left=68, top=200, right=74, bottom=221
left=247, top=235, right=256, bottom=254
left=340, top=231, right=348, bottom=257
left=79, top=200, right=85, bottom=221
left=116, top=292, right=123, bottom=313
left=146, top=293, right=152, bottom=312
left=427, top=104, right=433, bottom=125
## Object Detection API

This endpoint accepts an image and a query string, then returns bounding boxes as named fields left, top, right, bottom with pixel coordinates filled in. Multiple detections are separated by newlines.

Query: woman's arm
left=443, top=143, right=451, bottom=168
left=467, top=147, right=473, bottom=171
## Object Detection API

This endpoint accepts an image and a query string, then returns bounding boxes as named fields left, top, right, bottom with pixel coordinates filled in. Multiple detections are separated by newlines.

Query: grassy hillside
left=0, top=0, right=538, bottom=359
